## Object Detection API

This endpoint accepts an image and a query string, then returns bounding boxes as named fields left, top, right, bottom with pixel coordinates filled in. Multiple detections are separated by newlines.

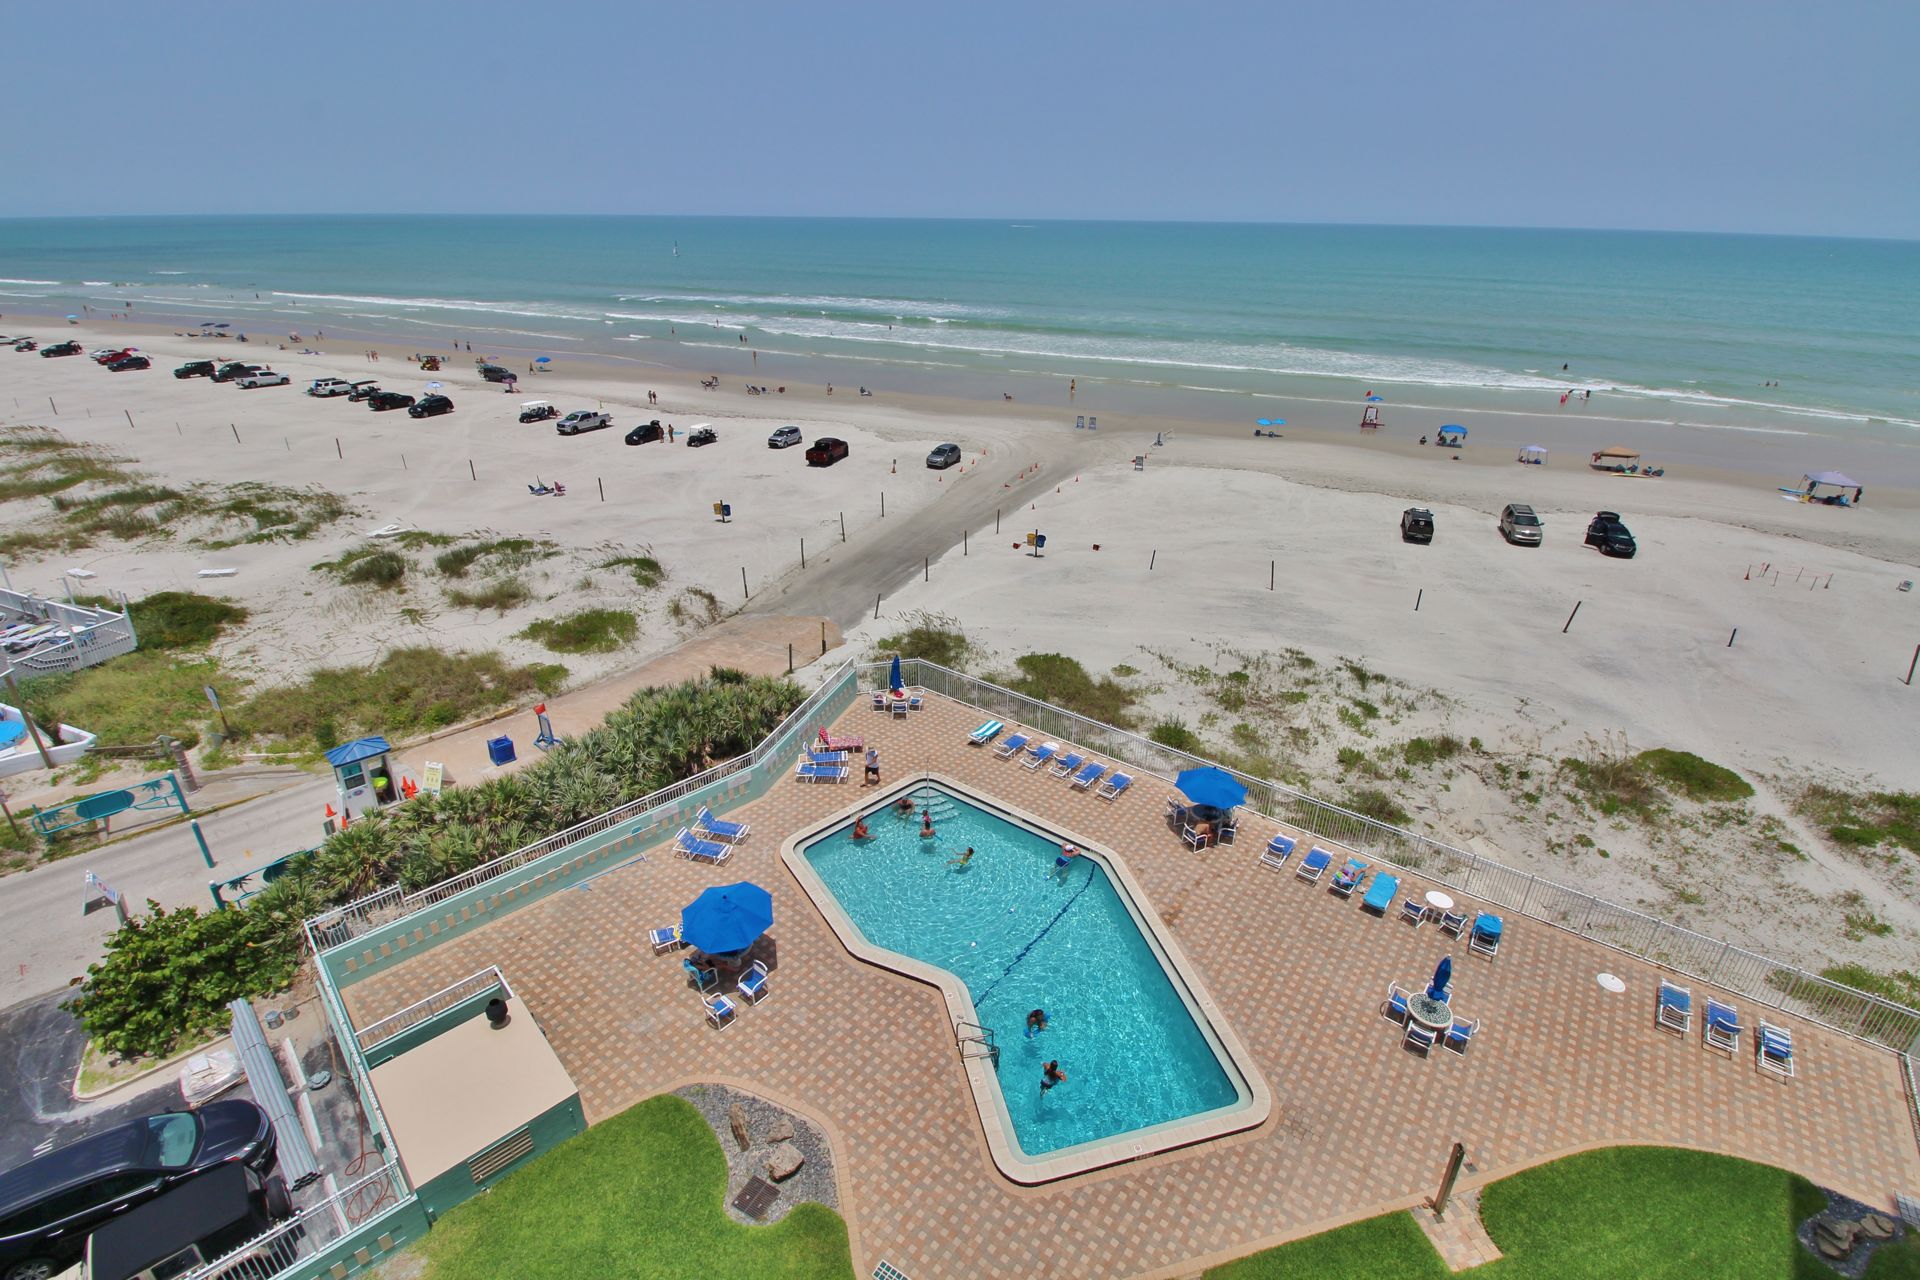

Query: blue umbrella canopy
left=535, top=356, right=552, bottom=364
left=1365, top=394, right=1384, bottom=402
left=1438, top=424, right=1467, bottom=437
left=1175, top=766, right=1247, bottom=810
left=888, top=654, right=903, bottom=692
left=680, top=882, right=774, bottom=954
left=1255, top=418, right=1286, bottom=426
left=1428, top=955, right=1453, bottom=1002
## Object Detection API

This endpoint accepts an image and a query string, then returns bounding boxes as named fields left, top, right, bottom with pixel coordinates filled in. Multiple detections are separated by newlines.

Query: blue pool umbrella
left=680, top=882, right=774, bottom=955
left=888, top=653, right=903, bottom=693
left=1428, top=955, right=1453, bottom=1002
left=535, top=356, right=552, bottom=364
left=1174, top=766, right=1248, bottom=810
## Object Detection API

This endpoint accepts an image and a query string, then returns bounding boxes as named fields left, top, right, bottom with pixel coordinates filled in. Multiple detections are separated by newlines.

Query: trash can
left=487, top=735, right=516, bottom=766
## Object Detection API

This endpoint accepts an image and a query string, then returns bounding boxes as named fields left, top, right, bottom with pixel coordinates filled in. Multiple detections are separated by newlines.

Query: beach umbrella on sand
left=425, top=381, right=443, bottom=392
left=1365, top=394, right=1384, bottom=402
left=888, top=654, right=903, bottom=696
left=535, top=356, right=552, bottom=364
left=1175, top=766, right=1248, bottom=810
left=1255, top=418, right=1286, bottom=426
left=680, top=882, right=774, bottom=955
left=1428, top=955, right=1453, bottom=1002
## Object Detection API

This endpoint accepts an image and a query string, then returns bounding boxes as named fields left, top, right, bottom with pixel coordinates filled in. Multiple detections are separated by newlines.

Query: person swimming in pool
left=852, top=815, right=871, bottom=840
left=920, top=809, right=936, bottom=838
left=1053, top=844, right=1079, bottom=878
left=894, top=796, right=916, bottom=818
left=1025, top=1009, right=1048, bottom=1038
left=947, top=846, right=974, bottom=868
left=1041, top=1060, right=1067, bottom=1092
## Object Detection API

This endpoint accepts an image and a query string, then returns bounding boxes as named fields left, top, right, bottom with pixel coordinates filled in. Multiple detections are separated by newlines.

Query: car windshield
left=142, top=1114, right=201, bottom=1168
left=1514, top=513, right=1540, bottom=525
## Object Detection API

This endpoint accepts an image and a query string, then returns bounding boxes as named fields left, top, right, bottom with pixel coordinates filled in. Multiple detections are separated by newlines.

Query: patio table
left=1407, top=993, right=1454, bottom=1033
left=1423, top=889, right=1455, bottom=921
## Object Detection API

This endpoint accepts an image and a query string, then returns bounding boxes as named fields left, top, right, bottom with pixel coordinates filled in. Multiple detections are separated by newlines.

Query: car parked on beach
left=11, top=340, right=37, bottom=353
left=345, top=380, right=381, bottom=401
left=306, top=377, right=353, bottom=397
left=0, top=1099, right=276, bottom=1280
left=408, top=394, right=454, bottom=419
left=478, top=364, right=514, bottom=384
left=174, top=360, right=217, bottom=379
left=805, top=437, right=849, bottom=467
left=1584, top=511, right=1637, bottom=558
left=367, top=390, right=415, bottom=412
left=1400, top=507, right=1435, bottom=544
left=556, top=410, right=611, bottom=436
left=235, top=368, right=287, bottom=388
left=624, top=420, right=663, bottom=446
left=686, top=426, right=717, bottom=447
left=768, top=425, right=802, bottom=449
left=108, top=355, right=152, bottom=372
left=211, top=362, right=261, bottom=383
left=1499, top=503, right=1543, bottom=546
left=88, top=348, right=127, bottom=364
left=926, top=443, right=962, bottom=470
left=39, top=341, right=83, bottom=358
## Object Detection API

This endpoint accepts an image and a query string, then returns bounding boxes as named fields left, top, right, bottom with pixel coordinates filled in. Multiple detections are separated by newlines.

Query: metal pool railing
left=354, top=966, right=511, bottom=1052
left=872, top=659, right=1920, bottom=1058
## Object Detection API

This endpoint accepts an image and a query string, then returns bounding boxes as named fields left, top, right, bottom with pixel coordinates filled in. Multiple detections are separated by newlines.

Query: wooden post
left=820, top=619, right=827, bottom=654
left=469, top=459, right=477, bottom=480
left=924, top=556, right=929, bottom=582
left=1429, top=1142, right=1467, bottom=1221
left=124, top=409, right=134, bottom=429
left=335, top=437, right=342, bottom=459
left=401, top=453, right=407, bottom=469
left=995, top=508, right=1001, bottom=534
left=1562, top=600, right=1582, bottom=633
left=598, top=477, right=605, bottom=502
left=230, top=423, right=240, bottom=444
left=1150, top=549, right=1157, bottom=571
left=1729, top=628, right=1738, bottom=648
left=741, top=566, right=749, bottom=600
left=2, top=662, right=54, bottom=771
left=49, top=397, right=57, bottom=416
left=1905, top=643, right=1919, bottom=687
left=964, top=529, right=968, bottom=556
left=873, top=593, right=881, bottom=621
left=880, top=491, right=885, bottom=518
left=800, top=538, right=806, bottom=569
left=787, top=643, right=794, bottom=674
left=839, top=511, right=846, bottom=541
left=1269, top=560, right=1275, bottom=591
left=1415, top=588, right=1423, bottom=611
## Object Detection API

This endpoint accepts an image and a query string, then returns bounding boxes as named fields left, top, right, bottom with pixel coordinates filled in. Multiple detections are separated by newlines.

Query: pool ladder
left=955, top=1020, right=999, bottom=1068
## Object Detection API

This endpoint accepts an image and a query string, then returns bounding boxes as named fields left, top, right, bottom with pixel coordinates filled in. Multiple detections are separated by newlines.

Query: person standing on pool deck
left=864, top=746, right=880, bottom=785
left=1041, top=1060, right=1067, bottom=1092
left=1026, top=1009, right=1048, bottom=1038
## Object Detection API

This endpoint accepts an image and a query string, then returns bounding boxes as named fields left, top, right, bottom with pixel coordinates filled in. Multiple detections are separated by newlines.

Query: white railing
left=180, top=1164, right=409, bottom=1280
left=0, top=587, right=137, bottom=675
left=876, top=659, right=1920, bottom=1055
left=355, top=966, right=511, bottom=1052
left=303, top=662, right=856, bottom=955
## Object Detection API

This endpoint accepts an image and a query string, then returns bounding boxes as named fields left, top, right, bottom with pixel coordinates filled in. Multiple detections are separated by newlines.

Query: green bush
left=126, top=591, right=247, bottom=650
left=599, top=554, right=666, bottom=589
left=1343, top=787, right=1411, bottom=826
left=1150, top=720, right=1201, bottom=753
left=446, top=577, right=533, bottom=613
left=1006, top=653, right=1137, bottom=726
left=342, top=550, right=407, bottom=588
left=520, top=609, right=639, bottom=655
left=1636, top=749, right=1753, bottom=802
left=875, top=614, right=971, bottom=669
left=20, top=650, right=225, bottom=749
left=1402, top=735, right=1464, bottom=767
left=1798, top=785, right=1920, bottom=855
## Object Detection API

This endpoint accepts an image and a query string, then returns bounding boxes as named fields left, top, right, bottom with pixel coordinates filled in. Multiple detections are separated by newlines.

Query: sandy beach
left=1, top=315, right=1916, bottom=975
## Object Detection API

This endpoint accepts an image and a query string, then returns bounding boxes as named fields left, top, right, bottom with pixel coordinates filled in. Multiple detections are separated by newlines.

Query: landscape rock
left=728, top=1103, right=751, bottom=1150
left=766, top=1117, right=796, bottom=1143
left=1814, top=1216, right=1858, bottom=1259
left=1860, top=1212, right=1897, bottom=1242
left=766, top=1146, right=805, bottom=1181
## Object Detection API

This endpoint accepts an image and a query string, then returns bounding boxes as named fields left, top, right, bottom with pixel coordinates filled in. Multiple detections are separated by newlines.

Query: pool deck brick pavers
left=342, top=693, right=1920, bottom=1280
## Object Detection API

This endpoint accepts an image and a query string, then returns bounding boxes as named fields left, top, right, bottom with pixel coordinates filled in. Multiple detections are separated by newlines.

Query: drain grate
left=733, top=1175, right=780, bottom=1220
left=873, top=1263, right=913, bottom=1280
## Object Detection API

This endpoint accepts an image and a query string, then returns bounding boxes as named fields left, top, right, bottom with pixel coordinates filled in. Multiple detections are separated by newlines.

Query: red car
left=93, top=348, right=135, bottom=365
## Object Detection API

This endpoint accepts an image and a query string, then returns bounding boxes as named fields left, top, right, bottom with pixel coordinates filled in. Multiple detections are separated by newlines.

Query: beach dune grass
left=875, top=613, right=971, bottom=669
left=1636, top=749, right=1754, bottom=802
left=1005, top=652, right=1137, bottom=726
left=520, top=608, right=639, bottom=655
left=409, top=1094, right=851, bottom=1280
left=239, top=648, right=564, bottom=748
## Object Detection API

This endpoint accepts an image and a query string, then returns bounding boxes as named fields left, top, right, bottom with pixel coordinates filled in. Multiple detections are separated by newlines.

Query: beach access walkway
left=340, top=691, right=1920, bottom=1280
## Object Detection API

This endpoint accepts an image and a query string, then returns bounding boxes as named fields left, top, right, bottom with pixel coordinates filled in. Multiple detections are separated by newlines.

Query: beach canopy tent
left=680, top=882, right=774, bottom=955
left=1592, top=445, right=1640, bottom=462
left=1800, top=471, right=1863, bottom=504
left=1518, top=444, right=1548, bottom=463
left=1436, top=425, right=1468, bottom=445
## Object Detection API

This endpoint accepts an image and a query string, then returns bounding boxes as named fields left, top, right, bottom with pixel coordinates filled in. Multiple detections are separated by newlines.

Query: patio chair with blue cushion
left=1047, top=751, right=1086, bottom=778
left=1384, top=981, right=1412, bottom=1024
left=870, top=691, right=887, bottom=711
left=907, top=694, right=923, bottom=711
left=1331, top=859, right=1369, bottom=898
left=1757, top=1020, right=1795, bottom=1078
left=675, top=828, right=734, bottom=864
left=1360, top=872, right=1400, bottom=915
left=993, top=733, right=1032, bottom=760
left=649, top=925, right=682, bottom=954
left=703, top=991, right=738, bottom=1030
left=1096, top=772, right=1133, bottom=801
left=1023, top=742, right=1059, bottom=770
left=967, top=719, right=1005, bottom=745
left=695, top=806, right=750, bottom=843
left=1399, top=897, right=1426, bottom=927
left=1216, top=817, right=1239, bottom=845
left=1445, top=1015, right=1480, bottom=1055
left=684, top=958, right=718, bottom=991
left=1296, top=847, right=1332, bottom=884
left=736, top=960, right=771, bottom=1005
left=890, top=699, right=909, bottom=719
left=1439, top=910, right=1469, bottom=938
left=1069, top=760, right=1107, bottom=790
left=1468, top=912, right=1503, bottom=958
left=795, top=762, right=850, bottom=783
left=1260, top=834, right=1297, bottom=872
left=1181, top=822, right=1213, bottom=850
left=1657, top=980, right=1692, bottom=1034
left=1404, top=1022, right=1437, bottom=1056
left=1705, top=999, right=1743, bottom=1054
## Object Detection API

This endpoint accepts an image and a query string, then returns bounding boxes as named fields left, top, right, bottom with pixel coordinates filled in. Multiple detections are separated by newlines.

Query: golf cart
left=519, top=400, right=558, bottom=423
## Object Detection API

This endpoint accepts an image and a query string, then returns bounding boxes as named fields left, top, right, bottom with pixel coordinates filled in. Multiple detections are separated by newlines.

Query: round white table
left=1597, top=972, right=1626, bottom=993
left=1423, top=890, right=1455, bottom=921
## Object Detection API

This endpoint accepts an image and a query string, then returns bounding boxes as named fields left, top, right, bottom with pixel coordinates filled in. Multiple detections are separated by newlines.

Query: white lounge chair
left=1295, top=847, right=1332, bottom=884
left=675, top=828, right=733, bottom=864
left=648, top=925, right=681, bottom=954
left=1069, top=760, right=1106, bottom=790
left=1705, top=999, right=1742, bottom=1054
left=1757, top=1020, right=1795, bottom=1077
left=695, top=806, right=750, bottom=843
left=1047, top=751, right=1086, bottom=778
left=1023, top=743, right=1059, bottom=770
left=795, top=762, right=849, bottom=783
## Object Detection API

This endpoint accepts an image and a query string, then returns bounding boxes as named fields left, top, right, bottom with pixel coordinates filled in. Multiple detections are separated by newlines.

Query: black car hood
left=194, top=1100, right=268, bottom=1164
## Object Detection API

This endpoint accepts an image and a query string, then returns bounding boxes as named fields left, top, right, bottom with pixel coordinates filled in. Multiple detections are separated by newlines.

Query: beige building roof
left=369, top=1008, right=577, bottom=1186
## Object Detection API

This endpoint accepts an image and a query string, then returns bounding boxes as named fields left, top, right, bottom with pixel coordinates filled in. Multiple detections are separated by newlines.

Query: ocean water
left=0, top=214, right=1914, bottom=434
left=801, top=785, right=1241, bottom=1157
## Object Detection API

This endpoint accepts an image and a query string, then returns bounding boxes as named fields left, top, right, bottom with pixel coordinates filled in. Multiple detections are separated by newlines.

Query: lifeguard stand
left=1360, top=405, right=1383, bottom=431
left=327, top=736, right=398, bottom=816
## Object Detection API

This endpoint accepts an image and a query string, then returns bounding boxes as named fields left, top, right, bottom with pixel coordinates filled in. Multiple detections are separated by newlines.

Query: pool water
left=802, top=785, right=1242, bottom=1157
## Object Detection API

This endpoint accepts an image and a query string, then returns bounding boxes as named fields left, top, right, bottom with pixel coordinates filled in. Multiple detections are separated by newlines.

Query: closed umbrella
left=888, top=654, right=903, bottom=696
left=679, top=882, right=774, bottom=955
left=1174, top=766, right=1247, bottom=810
left=1427, top=955, right=1453, bottom=1002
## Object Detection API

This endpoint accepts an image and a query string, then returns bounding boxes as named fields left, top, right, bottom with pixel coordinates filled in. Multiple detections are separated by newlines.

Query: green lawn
left=1208, top=1146, right=1917, bottom=1280
left=411, top=1095, right=853, bottom=1280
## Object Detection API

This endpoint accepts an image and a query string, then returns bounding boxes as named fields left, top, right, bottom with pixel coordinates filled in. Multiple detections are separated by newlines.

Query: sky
left=4, top=1, right=1916, bottom=238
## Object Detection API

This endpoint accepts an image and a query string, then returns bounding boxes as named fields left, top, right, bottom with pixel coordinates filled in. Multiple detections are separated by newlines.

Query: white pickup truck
left=236, top=369, right=290, bottom=389
left=306, top=377, right=353, bottom=397
left=556, top=410, right=613, bottom=436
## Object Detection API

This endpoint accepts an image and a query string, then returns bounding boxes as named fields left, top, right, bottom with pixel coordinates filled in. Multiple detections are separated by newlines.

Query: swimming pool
left=787, top=776, right=1265, bottom=1181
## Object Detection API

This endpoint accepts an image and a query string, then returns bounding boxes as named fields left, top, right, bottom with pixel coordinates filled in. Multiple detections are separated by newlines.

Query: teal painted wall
left=413, top=1095, right=587, bottom=1221
left=278, top=1197, right=428, bottom=1280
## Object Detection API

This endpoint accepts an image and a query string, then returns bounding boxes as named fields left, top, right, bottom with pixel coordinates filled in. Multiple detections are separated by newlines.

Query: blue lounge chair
left=703, top=992, right=737, bottom=1030
left=805, top=749, right=848, bottom=765
left=695, top=806, right=750, bottom=843
left=993, top=733, right=1032, bottom=760
left=967, top=719, right=1004, bottom=745
left=1331, top=859, right=1369, bottom=898
left=1468, top=912, right=1503, bottom=958
left=795, top=762, right=849, bottom=783
left=1361, top=872, right=1400, bottom=915
left=684, top=958, right=717, bottom=990
left=1384, top=981, right=1412, bottom=1024
left=1445, top=1015, right=1479, bottom=1054
left=1757, top=1020, right=1795, bottom=1077
left=1047, top=751, right=1086, bottom=778
left=1023, top=742, right=1058, bottom=770
left=1657, top=980, right=1692, bottom=1034
left=736, top=960, right=771, bottom=1005
left=1296, top=847, right=1332, bottom=884
left=675, top=828, right=733, bottom=864
left=1705, top=999, right=1743, bottom=1054
left=1069, top=760, right=1106, bottom=790
left=1260, top=834, right=1297, bottom=871
left=1096, top=772, right=1133, bottom=800
left=648, top=925, right=682, bottom=954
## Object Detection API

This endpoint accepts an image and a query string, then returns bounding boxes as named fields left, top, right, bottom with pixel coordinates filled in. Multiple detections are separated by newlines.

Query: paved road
left=0, top=991, right=182, bottom=1170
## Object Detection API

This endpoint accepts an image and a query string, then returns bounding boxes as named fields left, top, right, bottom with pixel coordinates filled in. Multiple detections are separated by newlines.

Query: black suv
left=408, top=394, right=454, bottom=418
left=478, top=364, right=514, bottom=383
left=39, top=342, right=82, bottom=359
left=1400, top=507, right=1435, bottom=544
left=1585, top=511, right=1638, bottom=558
left=107, top=356, right=151, bottom=372
left=210, top=362, right=261, bottom=384
left=174, top=360, right=217, bottom=379
left=367, top=390, right=416, bottom=412
left=84, top=1163, right=293, bottom=1280
left=0, top=1100, right=275, bottom=1280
